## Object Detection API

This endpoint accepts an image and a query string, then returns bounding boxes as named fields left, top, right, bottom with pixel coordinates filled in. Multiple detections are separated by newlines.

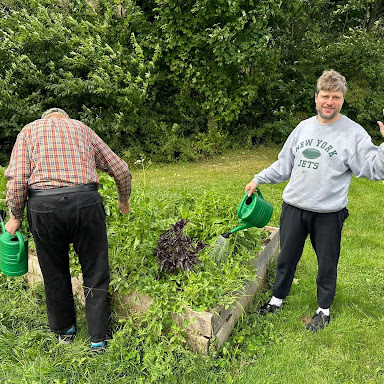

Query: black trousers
left=273, top=202, right=349, bottom=309
left=27, top=191, right=110, bottom=343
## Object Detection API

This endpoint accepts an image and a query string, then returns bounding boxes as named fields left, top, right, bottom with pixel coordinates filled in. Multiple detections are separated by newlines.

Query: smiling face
left=315, top=89, right=344, bottom=124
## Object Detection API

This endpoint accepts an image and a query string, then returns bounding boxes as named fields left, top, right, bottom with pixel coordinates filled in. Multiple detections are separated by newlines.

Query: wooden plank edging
left=185, top=226, right=280, bottom=353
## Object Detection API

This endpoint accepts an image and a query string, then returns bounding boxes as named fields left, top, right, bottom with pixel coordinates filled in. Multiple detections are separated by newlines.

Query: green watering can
left=0, top=210, right=28, bottom=276
left=222, top=188, right=273, bottom=238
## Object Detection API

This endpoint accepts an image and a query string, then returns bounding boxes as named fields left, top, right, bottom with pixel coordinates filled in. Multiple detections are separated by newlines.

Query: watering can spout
left=221, top=221, right=257, bottom=239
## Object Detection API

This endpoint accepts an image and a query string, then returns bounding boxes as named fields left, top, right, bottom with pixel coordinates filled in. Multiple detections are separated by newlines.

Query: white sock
left=316, top=307, right=330, bottom=316
left=269, top=296, right=283, bottom=307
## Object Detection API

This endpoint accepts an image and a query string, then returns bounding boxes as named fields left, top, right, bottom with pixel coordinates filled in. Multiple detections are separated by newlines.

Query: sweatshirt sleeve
left=253, top=132, right=295, bottom=185
left=349, top=133, right=384, bottom=180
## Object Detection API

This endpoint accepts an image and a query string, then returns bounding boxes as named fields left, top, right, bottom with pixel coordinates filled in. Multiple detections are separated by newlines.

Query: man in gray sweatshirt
left=245, top=70, right=384, bottom=331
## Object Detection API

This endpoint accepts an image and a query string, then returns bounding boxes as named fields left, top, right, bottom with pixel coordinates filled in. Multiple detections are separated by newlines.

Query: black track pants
left=27, top=191, right=110, bottom=343
left=273, top=202, right=349, bottom=309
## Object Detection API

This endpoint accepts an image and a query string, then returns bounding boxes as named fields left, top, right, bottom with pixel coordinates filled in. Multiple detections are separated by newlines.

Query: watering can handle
left=15, top=231, right=25, bottom=264
left=256, top=187, right=264, bottom=200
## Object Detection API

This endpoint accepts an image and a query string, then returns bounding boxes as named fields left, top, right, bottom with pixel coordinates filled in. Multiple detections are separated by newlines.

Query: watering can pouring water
left=222, top=188, right=273, bottom=238
left=0, top=209, right=28, bottom=276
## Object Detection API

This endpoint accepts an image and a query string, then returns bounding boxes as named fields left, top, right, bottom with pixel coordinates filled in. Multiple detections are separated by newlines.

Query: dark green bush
left=1, top=0, right=383, bottom=163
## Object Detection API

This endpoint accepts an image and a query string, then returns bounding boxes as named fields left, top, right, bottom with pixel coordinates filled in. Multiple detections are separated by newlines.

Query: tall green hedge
left=0, top=0, right=383, bottom=164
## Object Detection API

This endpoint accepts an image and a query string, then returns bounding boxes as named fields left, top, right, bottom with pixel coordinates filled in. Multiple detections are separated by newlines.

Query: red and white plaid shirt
left=5, top=117, right=132, bottom=219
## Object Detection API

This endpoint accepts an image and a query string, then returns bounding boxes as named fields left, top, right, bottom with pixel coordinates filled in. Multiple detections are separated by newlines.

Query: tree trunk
left=367, top=0, right=382, bottom=32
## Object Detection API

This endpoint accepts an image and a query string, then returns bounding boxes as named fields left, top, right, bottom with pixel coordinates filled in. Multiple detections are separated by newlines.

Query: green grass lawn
left=1, top=147, right=383, bottom=383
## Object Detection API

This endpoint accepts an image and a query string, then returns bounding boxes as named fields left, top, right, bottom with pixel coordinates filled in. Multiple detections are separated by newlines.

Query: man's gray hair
left=316, top=70, right=347, bottom=97
left=41, top=108, right=69, bottom=119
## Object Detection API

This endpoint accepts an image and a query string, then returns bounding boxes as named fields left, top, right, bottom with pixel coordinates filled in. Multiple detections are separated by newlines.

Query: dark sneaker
left=259, top=302, right=282, bottom=315
left=306, top=311, right=331, bottom=332
left=58, top=325, right=76, bottom=344
left=90, top=340, right=108, bottom=354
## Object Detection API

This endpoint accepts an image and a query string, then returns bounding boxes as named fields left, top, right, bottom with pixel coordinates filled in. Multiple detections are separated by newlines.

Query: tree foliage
left=0, top=0, right=384, bottom=163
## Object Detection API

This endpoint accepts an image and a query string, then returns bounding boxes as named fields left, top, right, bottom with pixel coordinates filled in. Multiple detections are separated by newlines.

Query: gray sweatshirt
left=253, top=115, right=384, bottom=212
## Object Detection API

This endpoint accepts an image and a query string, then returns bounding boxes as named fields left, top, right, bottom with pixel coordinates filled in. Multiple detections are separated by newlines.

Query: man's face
left=315, top=89, right=344, bottom=124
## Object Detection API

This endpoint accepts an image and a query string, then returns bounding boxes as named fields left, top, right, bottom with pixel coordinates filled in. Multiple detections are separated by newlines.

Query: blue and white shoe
left=58, top=324, right=76, bottom=344
left=90, top=340, right=108, bottom=353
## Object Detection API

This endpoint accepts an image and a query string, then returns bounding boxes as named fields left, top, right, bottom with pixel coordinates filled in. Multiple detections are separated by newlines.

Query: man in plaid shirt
left=4, top=107, right=132, bottom=352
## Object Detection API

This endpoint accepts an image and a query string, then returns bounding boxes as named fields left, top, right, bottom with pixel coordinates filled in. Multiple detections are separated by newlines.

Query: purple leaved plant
left=155, top=219, right=208, bottom=274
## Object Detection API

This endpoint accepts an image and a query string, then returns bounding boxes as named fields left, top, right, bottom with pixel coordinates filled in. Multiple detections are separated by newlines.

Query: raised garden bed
left=27, top=226, right=279, bottom=354
left=112, top=226, right=279, bottom=354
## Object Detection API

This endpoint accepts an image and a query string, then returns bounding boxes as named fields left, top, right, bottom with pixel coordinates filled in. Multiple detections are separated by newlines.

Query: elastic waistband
left=28, top=183, right=98, bottom=197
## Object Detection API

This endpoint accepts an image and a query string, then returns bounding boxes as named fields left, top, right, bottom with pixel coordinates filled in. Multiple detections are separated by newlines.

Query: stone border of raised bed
left=27, top=226, right=279, bottom=354
left=27, top=251, right=85, bottom=305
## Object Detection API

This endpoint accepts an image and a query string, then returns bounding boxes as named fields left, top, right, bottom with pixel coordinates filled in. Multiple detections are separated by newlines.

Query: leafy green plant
left=99, top=169, right=267, bottom=314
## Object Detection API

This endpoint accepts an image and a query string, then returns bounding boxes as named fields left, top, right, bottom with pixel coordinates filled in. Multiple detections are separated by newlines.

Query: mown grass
left=0, top=147, right=383, bottom=383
